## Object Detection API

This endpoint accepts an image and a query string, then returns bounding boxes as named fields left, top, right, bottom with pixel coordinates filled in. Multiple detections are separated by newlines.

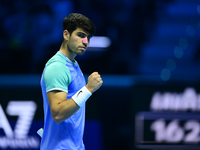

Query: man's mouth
left=79, top=47, right=86, bottom=51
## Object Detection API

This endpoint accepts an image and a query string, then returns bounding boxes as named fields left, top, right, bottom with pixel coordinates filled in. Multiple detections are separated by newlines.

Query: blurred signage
left=88, top=36, right=111, bottom=48
left=0, top=101, right=40, bottom=149
left=135, top=87, right=200, bottom=149
left=150, top=87, right=200, bottom=111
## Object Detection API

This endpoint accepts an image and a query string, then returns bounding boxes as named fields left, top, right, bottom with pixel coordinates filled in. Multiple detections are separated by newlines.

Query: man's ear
left=63, top=30, right=70, bottom=41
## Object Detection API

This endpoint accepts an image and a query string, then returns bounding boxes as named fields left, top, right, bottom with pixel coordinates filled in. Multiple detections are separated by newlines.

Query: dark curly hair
left=63, top=13, right=96, bottom=37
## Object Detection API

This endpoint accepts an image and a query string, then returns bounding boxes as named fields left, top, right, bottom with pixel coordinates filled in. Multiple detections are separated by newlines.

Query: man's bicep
left=47, top=91, right=68, bottom=114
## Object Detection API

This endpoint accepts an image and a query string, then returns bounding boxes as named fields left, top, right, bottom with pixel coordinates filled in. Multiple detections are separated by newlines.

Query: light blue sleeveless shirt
left=40, top=51, right=86, bottom=150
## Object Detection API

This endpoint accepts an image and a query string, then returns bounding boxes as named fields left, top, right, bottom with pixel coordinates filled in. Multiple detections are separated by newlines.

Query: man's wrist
left=72, top=86, right=92, bottom=107
left=85, top=85, right=93, bottom=93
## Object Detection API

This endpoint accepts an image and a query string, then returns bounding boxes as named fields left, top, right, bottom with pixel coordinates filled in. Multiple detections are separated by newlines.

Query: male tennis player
left=40, top=13, right=103, bottom=150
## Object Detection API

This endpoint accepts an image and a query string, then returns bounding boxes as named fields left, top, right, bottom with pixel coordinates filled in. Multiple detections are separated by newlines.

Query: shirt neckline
left=57, top=51, right=77, bottom=66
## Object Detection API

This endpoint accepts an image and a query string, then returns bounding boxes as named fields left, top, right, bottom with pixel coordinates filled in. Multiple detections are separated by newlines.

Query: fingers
left=91, top=71, right=99, bottom=76
left=86, top=72, right=103, bottom=93
left=91, top=72, right=102, bottom=83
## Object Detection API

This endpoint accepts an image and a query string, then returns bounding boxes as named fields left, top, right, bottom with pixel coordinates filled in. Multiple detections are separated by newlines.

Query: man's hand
left=85, top=72, right=103, bottom=93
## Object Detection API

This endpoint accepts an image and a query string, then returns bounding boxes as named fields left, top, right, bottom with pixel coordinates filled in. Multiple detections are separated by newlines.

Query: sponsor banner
left=0, top=101, right=42, bottom=150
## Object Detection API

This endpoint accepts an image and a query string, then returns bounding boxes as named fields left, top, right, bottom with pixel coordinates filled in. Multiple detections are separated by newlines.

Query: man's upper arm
left=47, top=90, right=67, bottom=115
left=43, top=63, right=70, bottom=112
left=43, top=63, right=73, bottom=120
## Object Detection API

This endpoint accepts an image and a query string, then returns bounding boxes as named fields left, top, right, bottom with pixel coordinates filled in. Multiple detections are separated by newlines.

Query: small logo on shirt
left=77, top=90, right=82, bottom=97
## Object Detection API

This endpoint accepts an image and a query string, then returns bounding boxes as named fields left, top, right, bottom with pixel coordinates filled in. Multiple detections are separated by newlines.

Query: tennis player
left=40, top=13, right=103, bottom=150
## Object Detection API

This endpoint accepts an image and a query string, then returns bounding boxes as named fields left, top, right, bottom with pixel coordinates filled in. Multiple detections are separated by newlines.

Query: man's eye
left=79, top=34, right=85, bottom=38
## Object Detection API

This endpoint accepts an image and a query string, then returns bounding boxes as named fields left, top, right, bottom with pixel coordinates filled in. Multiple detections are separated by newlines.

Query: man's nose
left=82, top=39, right=88, bottom=47
left=82, top=39, right=88, bottom=42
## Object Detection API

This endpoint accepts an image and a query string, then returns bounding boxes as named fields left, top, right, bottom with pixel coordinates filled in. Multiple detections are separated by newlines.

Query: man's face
left=67, top=28, right=91, bottom=56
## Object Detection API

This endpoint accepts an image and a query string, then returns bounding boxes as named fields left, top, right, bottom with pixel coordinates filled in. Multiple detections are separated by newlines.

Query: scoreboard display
left=133, top=85, right=200, bottom=149
left=135, top=112, right=200, bottom=149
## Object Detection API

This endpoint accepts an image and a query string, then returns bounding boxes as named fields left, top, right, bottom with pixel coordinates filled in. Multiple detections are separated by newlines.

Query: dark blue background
left=0, top=0, right=200, bottom=79
left=1, top=0, right=200, bottom=150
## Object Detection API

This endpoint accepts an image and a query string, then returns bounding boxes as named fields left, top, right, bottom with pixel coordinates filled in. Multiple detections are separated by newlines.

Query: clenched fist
left=85, top=72, right=103, bottom=93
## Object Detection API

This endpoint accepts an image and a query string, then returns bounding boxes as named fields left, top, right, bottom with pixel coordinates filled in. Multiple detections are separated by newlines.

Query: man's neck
left=59, top=46, right=76, bottom=62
